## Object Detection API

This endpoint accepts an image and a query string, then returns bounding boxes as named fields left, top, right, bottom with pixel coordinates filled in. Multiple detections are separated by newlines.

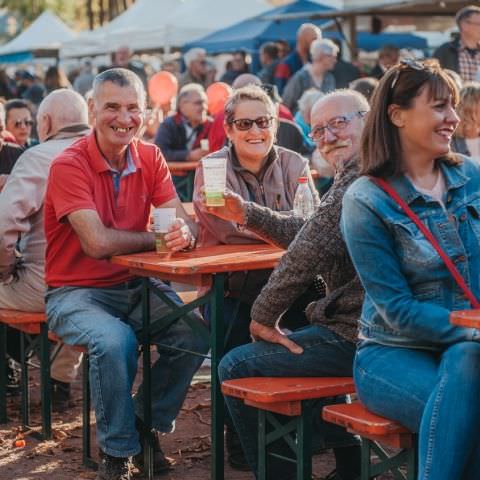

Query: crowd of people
left=1, top=3, right=480, bottom=480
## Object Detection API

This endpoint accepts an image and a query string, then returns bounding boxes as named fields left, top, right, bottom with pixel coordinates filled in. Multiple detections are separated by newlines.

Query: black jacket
left=154, top=114, right=211, bottom=162
left=433, top=39, right=460, bottom=74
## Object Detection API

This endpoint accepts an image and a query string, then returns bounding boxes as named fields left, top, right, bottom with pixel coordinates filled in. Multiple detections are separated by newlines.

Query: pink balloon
left=206, top=82, right=232, bottom=115
left=148, top=71, right=178, bottom=105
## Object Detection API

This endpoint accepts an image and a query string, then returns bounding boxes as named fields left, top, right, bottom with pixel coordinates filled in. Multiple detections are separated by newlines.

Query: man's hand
left=250, top=320, right=303, bottom=354
left=199, top=188, right=247, bottom=225
left=164, top=218, right=195, bottom=252
left=187, top=148, right=208, bottom=162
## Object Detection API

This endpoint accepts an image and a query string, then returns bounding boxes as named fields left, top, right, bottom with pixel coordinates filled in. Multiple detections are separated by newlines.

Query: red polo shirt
left=44, top=131, right=176, bottom=288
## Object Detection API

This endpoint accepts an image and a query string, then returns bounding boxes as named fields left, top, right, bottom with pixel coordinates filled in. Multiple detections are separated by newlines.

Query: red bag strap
left=370, top=176, right=480, bottom=309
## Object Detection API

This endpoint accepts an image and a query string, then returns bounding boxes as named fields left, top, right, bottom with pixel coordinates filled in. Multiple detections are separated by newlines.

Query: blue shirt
left=341, top=156, right=480, bottom=350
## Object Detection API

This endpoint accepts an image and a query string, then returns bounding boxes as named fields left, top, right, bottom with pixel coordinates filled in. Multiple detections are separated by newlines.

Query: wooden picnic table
left=167, top=162, right=199, bottom=202
left=167, top=161, right=199, bottom=176
left=450, top=310, right=480, bottom=328
left=111, top=243, right=283, bottom=480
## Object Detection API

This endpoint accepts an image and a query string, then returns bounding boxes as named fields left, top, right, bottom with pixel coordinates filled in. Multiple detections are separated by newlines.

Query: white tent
left=60, top=0, right=270, bottom=58
left=160, top=0, right=271, bottom=47
left=0, top=11, right=75, bottom=61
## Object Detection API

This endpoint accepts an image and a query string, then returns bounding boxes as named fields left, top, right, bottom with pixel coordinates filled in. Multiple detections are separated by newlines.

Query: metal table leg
left=20, top=332, right=29, bottom=429
left=141, top=277, right=154, bottom=480
left=40, top=322, right=52, bottom=439
left=0, top=323, right=7, bottom=423
left=210, top=273, right=225, bottom=480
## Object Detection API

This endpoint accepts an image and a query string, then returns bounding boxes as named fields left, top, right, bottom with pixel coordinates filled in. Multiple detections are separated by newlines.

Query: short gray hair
left=456, top=5, right=480, bottom=27
left=183, top=48, right=206, bottom=68
left=92, top=68, right=145, bottom=105
left=224, top=85, right=276, bottom=125
left=315, top=88, right=370, bottom=115
left=297, top=88, right=324, bottom=120
left=178, top=83, right=206, bottom=104
left=310, top=39, right=339, bottom=59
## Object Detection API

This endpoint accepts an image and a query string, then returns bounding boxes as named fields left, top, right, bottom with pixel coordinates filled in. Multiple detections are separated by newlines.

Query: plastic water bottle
left=293, top=176, right=315, bottom=218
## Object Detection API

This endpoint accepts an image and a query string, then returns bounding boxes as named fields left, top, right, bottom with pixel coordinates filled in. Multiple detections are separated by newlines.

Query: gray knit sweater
left=246, top=158, right=363, bottom=343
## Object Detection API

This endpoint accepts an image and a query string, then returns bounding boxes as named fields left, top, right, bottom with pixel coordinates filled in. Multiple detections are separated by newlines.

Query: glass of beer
left=202, top=157, right=227, bottom=207
left=152, top=208, right=176, bottom=254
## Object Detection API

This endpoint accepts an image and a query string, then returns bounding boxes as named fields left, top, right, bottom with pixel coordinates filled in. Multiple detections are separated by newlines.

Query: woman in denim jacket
left=341, top=59, right=480, bottom=479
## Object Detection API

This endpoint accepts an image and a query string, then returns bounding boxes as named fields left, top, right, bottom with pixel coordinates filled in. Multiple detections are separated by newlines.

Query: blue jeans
left=355, top=342, right=480, bottom=480
left=46, top=278, right=209, bottom=458
left=218, top=324, right=358, bottom=480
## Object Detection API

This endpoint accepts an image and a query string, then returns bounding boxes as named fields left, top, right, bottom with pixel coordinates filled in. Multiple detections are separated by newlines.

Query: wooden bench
left=323, top=402, right=417, bottom=480
left=0, top=309, right=95, bottom=467
left=0, top=309, right=53, bottom=438
left=222, top=377, right=355, bottom=480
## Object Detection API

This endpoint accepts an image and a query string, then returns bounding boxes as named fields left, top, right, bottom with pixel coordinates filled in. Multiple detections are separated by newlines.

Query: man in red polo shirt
left=44, top=68, right=209, bottom=480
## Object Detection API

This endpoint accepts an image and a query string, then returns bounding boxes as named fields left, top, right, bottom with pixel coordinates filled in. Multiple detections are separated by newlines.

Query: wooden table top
left=167, top=161, right=199, bottom=174
left=111, top=243, right=283, bottom=284
left=450, top=310, right=480, bottom=328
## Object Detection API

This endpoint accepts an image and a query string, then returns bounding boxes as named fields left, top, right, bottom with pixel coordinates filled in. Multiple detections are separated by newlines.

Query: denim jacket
left=341, top=156, right=480, bottom=350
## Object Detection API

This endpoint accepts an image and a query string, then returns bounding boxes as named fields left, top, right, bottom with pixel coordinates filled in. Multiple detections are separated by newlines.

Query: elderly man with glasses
left=434, top=4, right=480, bottom=83
left=204, top=89, right=369, bottom=480
left=155, top=83, right=212, bottom=199
left=179, top=47, right=211, bottom=89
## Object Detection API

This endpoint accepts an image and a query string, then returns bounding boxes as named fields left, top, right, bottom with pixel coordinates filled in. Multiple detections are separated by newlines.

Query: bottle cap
left=297, top=176, right=308, bottom=184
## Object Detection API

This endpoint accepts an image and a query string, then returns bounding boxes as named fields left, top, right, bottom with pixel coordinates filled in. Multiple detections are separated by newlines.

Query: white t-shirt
left=409, top=171, right=447, bottom=209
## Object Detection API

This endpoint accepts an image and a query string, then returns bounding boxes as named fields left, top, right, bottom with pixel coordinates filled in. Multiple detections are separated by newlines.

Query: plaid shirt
left=458, top=40, right=480, bottom=82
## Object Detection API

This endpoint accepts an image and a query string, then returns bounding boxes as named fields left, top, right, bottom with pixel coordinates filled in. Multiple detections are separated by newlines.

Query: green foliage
left=0, top=0, right=134, bottom=30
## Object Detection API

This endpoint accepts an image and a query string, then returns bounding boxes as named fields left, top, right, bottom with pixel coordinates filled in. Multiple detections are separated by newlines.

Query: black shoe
left=226, top=426, right=250, bottom=471
left=51, top=379, right=72, bottom=413
left=323, top=469, right=360, bottom=480
left=96, top=450, right=132, bottom=480
left=132, top=416, right=175, bottom=474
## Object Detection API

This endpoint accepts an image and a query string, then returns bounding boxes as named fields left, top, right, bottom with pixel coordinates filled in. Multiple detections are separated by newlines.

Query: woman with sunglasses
left=342, top=59, right=480, bottom=479
left=193, top=84, right=318, bottom=468
left=5, top=99, right=37, bottom=149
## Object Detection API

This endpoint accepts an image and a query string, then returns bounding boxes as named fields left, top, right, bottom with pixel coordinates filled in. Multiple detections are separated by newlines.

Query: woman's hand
left=200, top=188, right=247, bottom=225
left=164, top=218, right=195, bottom=252
left=250, top=320, right=303, bottom=354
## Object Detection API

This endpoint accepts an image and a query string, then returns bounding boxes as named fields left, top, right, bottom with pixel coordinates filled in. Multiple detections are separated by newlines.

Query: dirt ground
left=0, top=364, right=346, bottom=480
left=0, top=362, right=399, bottom=480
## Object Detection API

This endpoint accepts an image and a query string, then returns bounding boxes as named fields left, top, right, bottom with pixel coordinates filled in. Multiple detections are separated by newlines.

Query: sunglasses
left=231, top=116, right=274, bottom=131
left=14, top=119, right=34, bottom=128
left=390, top=58, right=425, bottom=90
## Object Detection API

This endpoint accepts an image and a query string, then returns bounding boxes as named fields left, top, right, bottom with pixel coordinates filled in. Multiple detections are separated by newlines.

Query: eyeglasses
left=231, top=116, right=274, bottom=131
left=14, top=119, right=33, bottom=128
left=308, top=111, right=367, bottom=142
left=390, top=58, right=425, bottom=90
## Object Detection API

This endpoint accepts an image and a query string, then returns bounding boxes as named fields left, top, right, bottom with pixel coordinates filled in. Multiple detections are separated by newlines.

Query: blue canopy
left=183, top=0, right=336, bottom=54
left=325, top=31, right=428, bottom=52
left=0, top=51, right=34, bottom=64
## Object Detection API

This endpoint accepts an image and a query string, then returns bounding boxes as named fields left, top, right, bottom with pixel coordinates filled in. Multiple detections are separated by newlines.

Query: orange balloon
left=206, top=82, right=232, bottom=115
left=148, top=71, right=178, bottom=105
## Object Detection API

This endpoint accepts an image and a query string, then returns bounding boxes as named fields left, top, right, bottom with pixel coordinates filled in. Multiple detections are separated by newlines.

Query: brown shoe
left=133, top=417, right=175, bottom=474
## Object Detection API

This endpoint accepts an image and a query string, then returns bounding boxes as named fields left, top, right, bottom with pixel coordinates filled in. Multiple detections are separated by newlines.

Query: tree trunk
left=99, top=0, right=105, bottom=26
left=86, top=0, right=94, bottom=30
